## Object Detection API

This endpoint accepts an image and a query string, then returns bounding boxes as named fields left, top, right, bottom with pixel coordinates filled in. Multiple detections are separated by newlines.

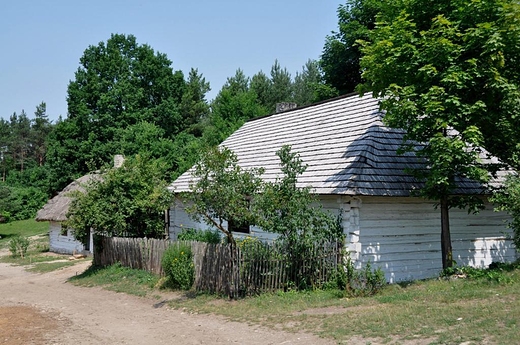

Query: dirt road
left=0, top=259, right=333, bottom=345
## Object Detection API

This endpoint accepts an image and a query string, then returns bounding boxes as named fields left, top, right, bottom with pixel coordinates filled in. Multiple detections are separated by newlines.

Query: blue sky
left=1, top=0, right=344, bottom=122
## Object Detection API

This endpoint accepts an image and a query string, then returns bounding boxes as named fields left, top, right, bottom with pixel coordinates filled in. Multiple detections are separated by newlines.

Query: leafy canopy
left=47, top=34, right=190, bottom=191
left=183, top=145, right=341, bottom=246
left=67, top=155, right=174, bottom=239
left=257, top=145, right=341, bottom=243
left=321, top=0, right=383, bottom=95
left=357, top=0, right=520, bottom=204
left=357, top=0, right=520, bottom=268
left=183, top=147, right=265, bottom=245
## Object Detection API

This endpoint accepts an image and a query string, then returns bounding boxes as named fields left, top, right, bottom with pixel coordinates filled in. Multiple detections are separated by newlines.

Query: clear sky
left=1, top=0, right=344, bottom=122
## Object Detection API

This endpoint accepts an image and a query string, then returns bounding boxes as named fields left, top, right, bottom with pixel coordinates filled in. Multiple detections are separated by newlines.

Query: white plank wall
left=359, top=197, right=516, bottom=282
left=169, top=196, right=341, bottom=242
left=169, top=195, right=517, bottom=284
left=48, top=221, right=86, bottom=255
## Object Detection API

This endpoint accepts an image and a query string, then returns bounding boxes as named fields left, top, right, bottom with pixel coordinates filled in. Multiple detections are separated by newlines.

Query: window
left=228, top=219, right=250, bottom=234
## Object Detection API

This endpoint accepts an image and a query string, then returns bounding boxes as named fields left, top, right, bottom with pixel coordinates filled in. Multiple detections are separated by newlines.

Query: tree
left=0, top=118, right=11, bottom=182
left=292, top=60, right=322, bottom=106
left=31, top=102, right=52, bottom=167
left=9, top=110, right=31, bottom=173
left=183, top=147, right=265, bottom=245
left=358, top=0, right=520, bottom=268
left=268, top=60, right=293, bottom=111
left=321, top=0, right=382, bottom=95
left=250, top=71, right=271, bottom=109
left=67, top=155, right=174, bottom=239
left=180, top=68, right=211, bottom=128
left=257, top=145, right=340, bottom=240
left=47, top=34, right=190, bottom=191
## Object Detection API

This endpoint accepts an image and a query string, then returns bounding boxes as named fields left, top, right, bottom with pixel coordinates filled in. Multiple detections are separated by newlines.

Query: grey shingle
left=170, top=93, right=499, bottom=196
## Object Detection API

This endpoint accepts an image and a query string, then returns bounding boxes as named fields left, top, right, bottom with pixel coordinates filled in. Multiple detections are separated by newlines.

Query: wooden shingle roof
left=171, top=93, right=494, bottom=196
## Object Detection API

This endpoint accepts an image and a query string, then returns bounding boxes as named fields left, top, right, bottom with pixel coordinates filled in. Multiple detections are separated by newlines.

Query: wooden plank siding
left=169, top=196, right=341, bottom=243
left=358, top=197, right=516, bottom=282
left=48, top=221, right=86, bottom=255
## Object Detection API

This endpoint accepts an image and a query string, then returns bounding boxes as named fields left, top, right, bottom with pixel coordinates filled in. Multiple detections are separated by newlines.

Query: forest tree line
left=0, top=29, right=343, bottom=221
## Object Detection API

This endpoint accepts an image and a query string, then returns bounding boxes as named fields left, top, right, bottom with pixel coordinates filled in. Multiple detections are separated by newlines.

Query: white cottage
left=169, top=93, right=517, bottom=283
left=36, top=173, right=99, bottom=255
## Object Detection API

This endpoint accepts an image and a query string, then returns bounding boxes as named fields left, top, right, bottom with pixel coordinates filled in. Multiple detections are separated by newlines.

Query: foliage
left=321, top=0, right=382, bottom=94
left=255, top=145, right=343, bottom=289
left=0, top=185, right=48, bottom=221
left=180, top=68, right=211, bottom=128
left=161, top=244, right=195, bottom=290
left=70, top=262, right=159, bottom=297
left=67, top=155, right=174, bottom=239
left=8, top=236, right=30, bottom=258
left=184, top=144, right=342, bottom=289
left=0, top=211, right=11, bottom=223
left=183, top=146, right=265, bottom=245
left=46, top=34, right=200, bottom=192
left=358, top=0, right=500, bottom=205
left=257, top=145, right=343, bottom=243
left=177, top=228, right=221, bottom=244
left=441, top=261, right=519, bottom=284
left=344, top=257, right=386, bottom=296
left=0, top=103, right=54, bottom=219
left=356, top=0, right=520, bottom=267
left=491, top=174, right=520, bottom=247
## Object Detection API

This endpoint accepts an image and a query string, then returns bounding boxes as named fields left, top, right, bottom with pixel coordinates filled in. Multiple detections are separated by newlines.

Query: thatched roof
left=36, top=173, right=101, bottom=222
left=171, top=93, right=505, bottom=197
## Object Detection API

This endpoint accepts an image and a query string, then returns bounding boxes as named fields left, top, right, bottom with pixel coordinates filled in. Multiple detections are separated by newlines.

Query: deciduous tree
left=321, top=0, right=382, bottom=94
left=183, top=147, right=265, bottom=245
left=358, top=0, right=520, bottom=268
left=67, top=155, right=174, bottom=239
left=47, top=34, right=192, bottom=191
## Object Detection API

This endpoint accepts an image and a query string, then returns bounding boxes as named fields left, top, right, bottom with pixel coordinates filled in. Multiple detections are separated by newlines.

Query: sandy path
left=0, top=260, right=333, bottom=345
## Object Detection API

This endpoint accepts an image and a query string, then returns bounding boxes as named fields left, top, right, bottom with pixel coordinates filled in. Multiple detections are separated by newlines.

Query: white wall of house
left=48, top=221, right=89, bottom=255
left=356, top=196, right=517, bottom=283
left=169, top=196, right=342, bottom=242
left=169, top=195, right=517, bottom=283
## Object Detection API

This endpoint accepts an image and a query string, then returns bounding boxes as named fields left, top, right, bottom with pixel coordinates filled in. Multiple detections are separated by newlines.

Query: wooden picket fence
left=93, top=236, right=343, bottom=297
left=93, top=236, right=170, bottom=275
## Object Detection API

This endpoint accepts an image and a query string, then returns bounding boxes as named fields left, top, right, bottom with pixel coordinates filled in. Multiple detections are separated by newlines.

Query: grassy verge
left=0, top=219, right=90, bottom=273
left=27, top=260, right=80, bottom=273
left=0, top=219, right=48, bottom=249
left=69, top=263, right=161, bottom=298
left=72, top=262, right=520, bottom=344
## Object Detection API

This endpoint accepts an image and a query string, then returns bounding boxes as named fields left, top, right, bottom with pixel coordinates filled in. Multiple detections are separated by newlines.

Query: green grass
left=69, top=262, right=161, bottom=297
left=27, top=260, right=80, bottom=273
left=0, top=219, right=48, bottom=249
left=0, top=219, right=90, bottom=274
left=71, top=262, right=520, bottom=344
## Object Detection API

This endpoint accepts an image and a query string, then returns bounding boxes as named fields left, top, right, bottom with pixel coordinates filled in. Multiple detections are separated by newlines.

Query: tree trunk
left=440, top=195, right=453, bottom=269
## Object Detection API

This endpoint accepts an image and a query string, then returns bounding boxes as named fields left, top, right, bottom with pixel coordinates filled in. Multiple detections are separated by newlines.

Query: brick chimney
left=275, top=102, right=298, bottom=113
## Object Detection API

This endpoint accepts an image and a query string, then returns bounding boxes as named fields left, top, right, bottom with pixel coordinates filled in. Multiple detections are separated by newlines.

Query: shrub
left=0, top=211, right=11, bottom=224
left=343, top=257, right=386, bottom=296
left=9, top=236, right=30, bottom=258
left=177, top=228, right=221, bottom=244
left=161, top=244, right=194, bottom=290
left=440, top=261, right=519, bottom=284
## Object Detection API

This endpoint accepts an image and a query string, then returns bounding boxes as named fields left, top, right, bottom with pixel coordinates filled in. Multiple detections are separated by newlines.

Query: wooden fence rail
left=94, top=236, right=342, bottom=297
